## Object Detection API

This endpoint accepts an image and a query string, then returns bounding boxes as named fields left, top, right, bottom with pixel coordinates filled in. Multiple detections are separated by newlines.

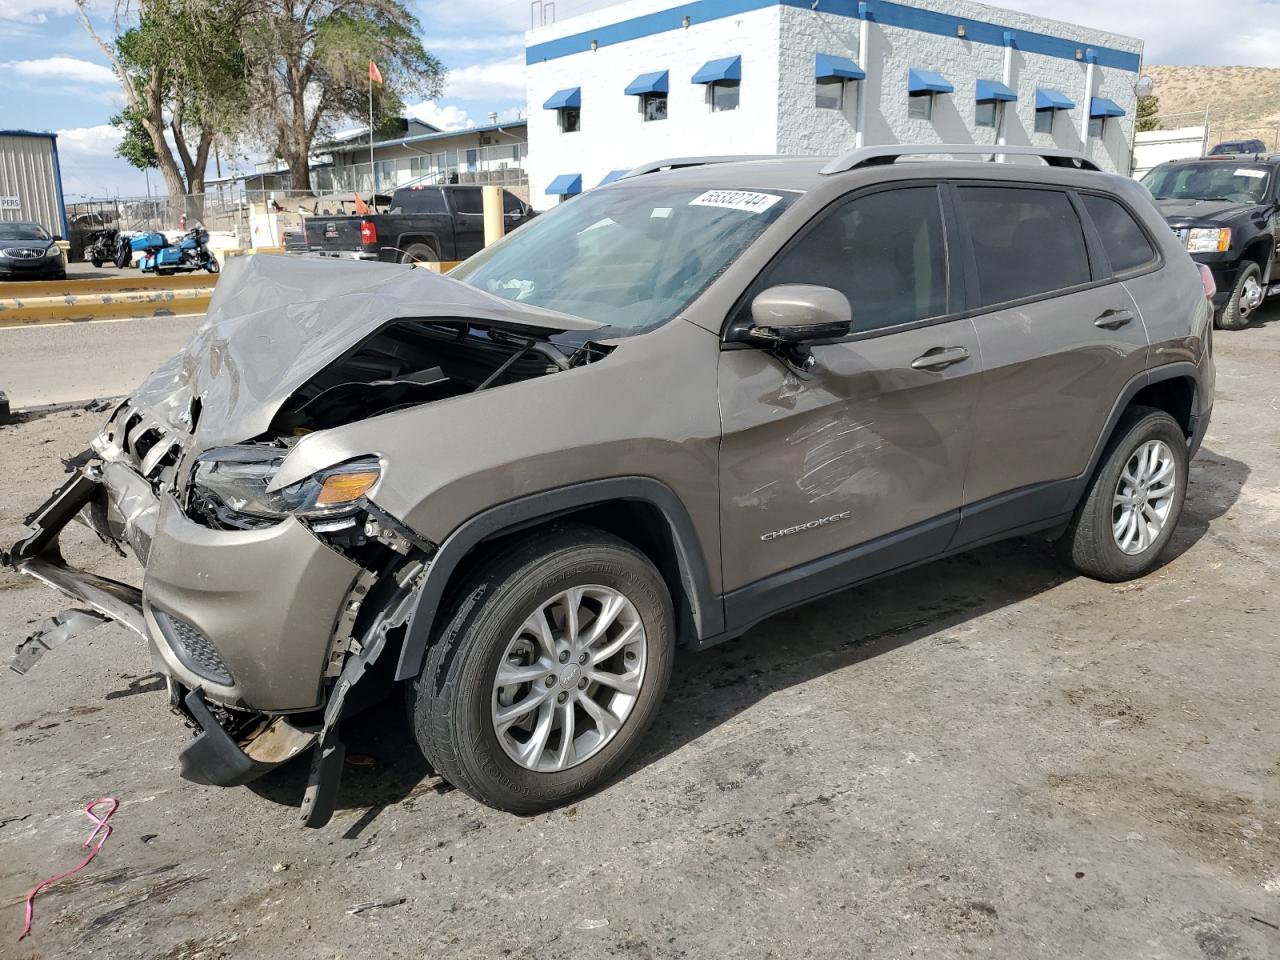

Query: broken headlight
left=190, top=447, right=381, bottom=527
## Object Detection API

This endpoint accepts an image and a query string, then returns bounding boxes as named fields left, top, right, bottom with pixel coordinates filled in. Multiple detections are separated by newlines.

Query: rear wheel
left=1217, top=261, right=1263, bottom=330
left=409, top=525, right=674, bottom=813
left=1058, top=406, right=1188, bottom=582
left=400, top=242, right=438, bottom=265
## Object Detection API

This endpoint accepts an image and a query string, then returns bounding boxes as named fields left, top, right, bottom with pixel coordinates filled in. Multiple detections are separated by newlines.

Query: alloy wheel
left=1239, top=273, right=1264, bottom=319
left=1112, top=439, right=1177, bottom=555
left=491, top=585, right=647, bottom=773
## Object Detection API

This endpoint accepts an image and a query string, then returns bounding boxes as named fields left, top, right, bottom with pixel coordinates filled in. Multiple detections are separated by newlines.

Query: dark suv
left=1143, top=155, right=1280, bottom=328
left=7, top=145, right=1214, bottom=828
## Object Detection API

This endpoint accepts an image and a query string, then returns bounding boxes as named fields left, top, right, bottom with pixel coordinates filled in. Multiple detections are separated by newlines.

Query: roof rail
left=820, top=144, right=1101, bottom=175
left=619, top=155, right=785, bottom=179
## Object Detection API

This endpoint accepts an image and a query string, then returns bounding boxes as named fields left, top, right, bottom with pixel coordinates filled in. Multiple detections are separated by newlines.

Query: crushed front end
left=2, top=254, right=599, bottom=826
left=4, top=395, right=434, bottom=823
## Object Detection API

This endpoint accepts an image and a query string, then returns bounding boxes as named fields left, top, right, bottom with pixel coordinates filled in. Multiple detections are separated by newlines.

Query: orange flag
left=353, top=193, right=370, bottom=214
left=368, top=60, right=383, bottom=84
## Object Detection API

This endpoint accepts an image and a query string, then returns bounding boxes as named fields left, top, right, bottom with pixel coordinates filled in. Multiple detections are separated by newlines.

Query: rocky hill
left=1145, top=65, right=1280, bottom=141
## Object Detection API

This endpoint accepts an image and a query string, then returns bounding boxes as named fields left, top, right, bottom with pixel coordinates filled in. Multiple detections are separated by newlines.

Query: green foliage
left=1136, top=95, right=1160, bottom=133
left=115, top=0, right=250, bottom=142
left=241, top=0, right=445, bottom=184
left=110, top=107, right=159, bottom=170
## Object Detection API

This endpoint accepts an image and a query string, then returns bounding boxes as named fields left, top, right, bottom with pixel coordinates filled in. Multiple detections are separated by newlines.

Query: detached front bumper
left=5, top=459, right=363, bottom=783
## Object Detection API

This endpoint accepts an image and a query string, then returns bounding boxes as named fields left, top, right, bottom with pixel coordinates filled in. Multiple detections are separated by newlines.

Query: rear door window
left=451, top=189, right=484, bottom=215
left=1080, top=194, right=1157, bottom=274
left=744, top=185, right=949, bottom=334
left=392, top=189, right=447, bottom=215
left=956, top=186, right=1092, bottom=307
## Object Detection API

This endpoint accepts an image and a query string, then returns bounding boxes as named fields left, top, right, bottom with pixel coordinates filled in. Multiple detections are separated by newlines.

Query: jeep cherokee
left=5, top=145, right=1215, bottom=827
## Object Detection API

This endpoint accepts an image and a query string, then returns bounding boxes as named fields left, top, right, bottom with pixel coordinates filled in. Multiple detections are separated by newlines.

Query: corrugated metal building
left=0, top=130, right=69, bottom=237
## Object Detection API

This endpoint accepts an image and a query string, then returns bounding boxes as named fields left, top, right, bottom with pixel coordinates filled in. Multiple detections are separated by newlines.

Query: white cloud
left=444, top=55, right=525, bottom=100
left=55, top=123, right=122, bottom=156
left=0, top=0, right=77, bottom=23
left=407, top=102, right=477, bottom=130
left=3, top=56, right=117, bottom=85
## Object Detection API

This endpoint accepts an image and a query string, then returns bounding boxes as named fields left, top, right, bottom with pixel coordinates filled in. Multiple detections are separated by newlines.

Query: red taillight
left=360, top=220, right=377, bottom=245
left=1198, top=263, right=1216, bottom=299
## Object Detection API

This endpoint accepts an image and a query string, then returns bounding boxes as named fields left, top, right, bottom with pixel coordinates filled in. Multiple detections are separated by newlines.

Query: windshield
left=0, top=222, right=50, bottom=241
left=451, top=184, right=794, bottom=333
left=1143, top=163, right=1270, bottom=203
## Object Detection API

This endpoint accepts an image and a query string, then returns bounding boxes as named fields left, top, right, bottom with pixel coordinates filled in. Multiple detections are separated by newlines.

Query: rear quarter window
left=956, top=186, right=1092, bottom=307
left=1080, top=194, right=1157, bottom=274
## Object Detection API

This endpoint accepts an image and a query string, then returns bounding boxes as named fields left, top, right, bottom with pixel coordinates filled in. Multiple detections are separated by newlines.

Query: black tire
left=114, top=245, right=131, bottom=269
left=1217, top=261, right=1262, bottom=330
left=206, top=256, right=220, bottom=274
left=1057, top=406, right=1188, bottom=582
left=399, top=242, right=438, bottom=265
left=91, top=255, right=103, bottom=268
left=409, top=524, right=674, bottom=813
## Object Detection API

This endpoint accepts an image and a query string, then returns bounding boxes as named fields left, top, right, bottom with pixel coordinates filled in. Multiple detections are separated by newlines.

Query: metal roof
left=0, top=129, right=58, bottom=140
left=325, top=119, right=527, bottom=155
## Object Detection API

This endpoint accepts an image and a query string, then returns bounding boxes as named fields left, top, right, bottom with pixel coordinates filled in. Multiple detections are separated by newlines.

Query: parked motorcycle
left=128, top=228, right=220, bottom=275
left=84, top=228, right=121, bottom=268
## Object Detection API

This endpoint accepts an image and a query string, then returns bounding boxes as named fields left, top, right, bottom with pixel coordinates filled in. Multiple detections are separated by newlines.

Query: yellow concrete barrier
left=1, top=273, right=215, bottom=301
left=0, top=284, right=214, bottom=328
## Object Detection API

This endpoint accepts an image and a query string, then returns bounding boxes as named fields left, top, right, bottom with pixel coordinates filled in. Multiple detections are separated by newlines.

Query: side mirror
left=749, top=284, right=851, bottom=343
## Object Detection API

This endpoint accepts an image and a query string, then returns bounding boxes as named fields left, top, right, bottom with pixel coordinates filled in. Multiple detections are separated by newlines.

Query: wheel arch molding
left=393, top=477, right=724, bottom=683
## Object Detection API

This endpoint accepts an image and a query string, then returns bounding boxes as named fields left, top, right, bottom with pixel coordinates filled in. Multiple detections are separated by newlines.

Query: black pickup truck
left=303, top=185, right=534, bottom=263
left=1142, top=155, right=1280, bottom=329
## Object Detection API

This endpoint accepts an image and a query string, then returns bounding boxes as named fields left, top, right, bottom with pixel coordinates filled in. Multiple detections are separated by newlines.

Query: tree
left=1136, top=94, right=1160, bottom=133
left=77, top=0, right=249, bottom=210
left=240, top=0, right=445, bottom=193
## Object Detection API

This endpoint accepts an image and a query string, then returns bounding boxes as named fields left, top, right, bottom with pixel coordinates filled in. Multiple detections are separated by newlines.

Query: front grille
left=97, top=401, right=184, bottom=487
left=2, top=246, right=46, bottom=259
left=155, top=610, right=234, bottom=686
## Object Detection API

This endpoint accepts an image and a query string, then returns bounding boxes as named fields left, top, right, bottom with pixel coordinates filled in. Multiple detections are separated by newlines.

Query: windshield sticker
left=1235, top=169, right=1267, bottom=179
left=650, top=207, right=672, bottom=219
left=690, top=190, right=782, bottom=214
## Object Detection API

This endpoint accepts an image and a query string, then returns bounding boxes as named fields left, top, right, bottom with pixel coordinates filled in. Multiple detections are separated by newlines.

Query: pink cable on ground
left=17, top=797, right=118, bottom=942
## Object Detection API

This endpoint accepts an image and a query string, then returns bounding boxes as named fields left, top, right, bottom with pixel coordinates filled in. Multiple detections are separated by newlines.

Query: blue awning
left=546, top=173, right=582, bottom=196
left=543, top=87, right=581, bottom=110
left=976, top=79, right=1017, bottom=102
left=625, top=70, right=668, bottom=96
left=692, top=56, right=741, bottom=84
left=1090, top=97, right=1126, bottom=118
left=815, top=54, right=865, bottom=81
left=908, top=68, right=954, bottom=95
left=598, top=169, right=630, bottom=186
left=1035, top=88, right=1075, bottom=111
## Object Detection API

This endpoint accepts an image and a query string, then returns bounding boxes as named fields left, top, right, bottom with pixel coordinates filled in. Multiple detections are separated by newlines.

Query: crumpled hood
left=123, top=254, right=601, bottom=454
left=1154, top=198, right=1257, bottom=225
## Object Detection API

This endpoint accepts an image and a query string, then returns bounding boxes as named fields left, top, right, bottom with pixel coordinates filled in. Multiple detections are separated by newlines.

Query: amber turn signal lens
left=316, top=470, right=379, bottom=506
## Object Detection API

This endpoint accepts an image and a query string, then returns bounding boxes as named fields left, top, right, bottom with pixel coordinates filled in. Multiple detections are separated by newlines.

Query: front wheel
left=1057, top=406, right=1188, bottom=582
left=205, top=256, right=220, bottom=274
left=1217, top=261, right=1263, bottom=330
left=91, top=255, right=103, bottom=268
left=410, top=525, right=674, bottom=813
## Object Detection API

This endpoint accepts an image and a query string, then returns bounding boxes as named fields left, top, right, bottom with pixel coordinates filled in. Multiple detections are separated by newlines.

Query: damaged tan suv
left=5, top=146, right=1215, bottom=827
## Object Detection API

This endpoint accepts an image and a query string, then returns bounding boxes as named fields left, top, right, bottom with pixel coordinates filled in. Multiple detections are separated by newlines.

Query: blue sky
left=2, top=0, right=1278, bottom=198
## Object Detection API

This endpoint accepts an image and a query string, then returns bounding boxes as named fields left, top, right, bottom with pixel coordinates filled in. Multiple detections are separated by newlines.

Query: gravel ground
left=0, top=312, right=1277, bottom=960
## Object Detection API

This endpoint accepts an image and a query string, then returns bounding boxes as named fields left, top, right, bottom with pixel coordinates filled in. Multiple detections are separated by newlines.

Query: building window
left=641, top=92, right=667, bottom=121
left=816, top=77, right=845, bottom=110
left=1088, top=116, right=1104, bottom=139
left=1034, top=110, right=1054, bottom=134
left=975, top=100, right=997, bottom=128
left=908, top=93, right=933, bottom=121
left=710, top=80, right=740, bottom=112
left=559, top=108, right=581, bottom=133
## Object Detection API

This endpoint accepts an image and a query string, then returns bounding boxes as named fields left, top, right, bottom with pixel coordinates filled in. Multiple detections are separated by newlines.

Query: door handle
left=1094, top=309, right=1134, bottom=329
left=910, top=346, right=970, bottom=371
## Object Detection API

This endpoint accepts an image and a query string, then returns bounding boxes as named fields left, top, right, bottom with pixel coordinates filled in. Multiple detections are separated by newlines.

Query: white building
left=525, top=0, right=1143, bottom=207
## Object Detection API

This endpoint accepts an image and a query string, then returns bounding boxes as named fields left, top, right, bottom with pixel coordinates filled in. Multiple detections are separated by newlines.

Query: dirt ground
left=1, top=311, right=1277, bottom=960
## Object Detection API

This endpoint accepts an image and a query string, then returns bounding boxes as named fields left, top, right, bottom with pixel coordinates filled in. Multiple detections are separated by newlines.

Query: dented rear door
left=715, top=183, right=982, bottom=596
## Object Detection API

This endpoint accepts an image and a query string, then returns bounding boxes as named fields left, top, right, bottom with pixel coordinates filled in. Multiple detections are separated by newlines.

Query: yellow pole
left=482, top=185, right=505, bottom=247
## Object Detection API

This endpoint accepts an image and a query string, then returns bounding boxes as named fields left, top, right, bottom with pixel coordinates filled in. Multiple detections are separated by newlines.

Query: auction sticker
left=690, top=190, right=782, bottom=213
left=1235, top=169, right=1267, bottom=178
